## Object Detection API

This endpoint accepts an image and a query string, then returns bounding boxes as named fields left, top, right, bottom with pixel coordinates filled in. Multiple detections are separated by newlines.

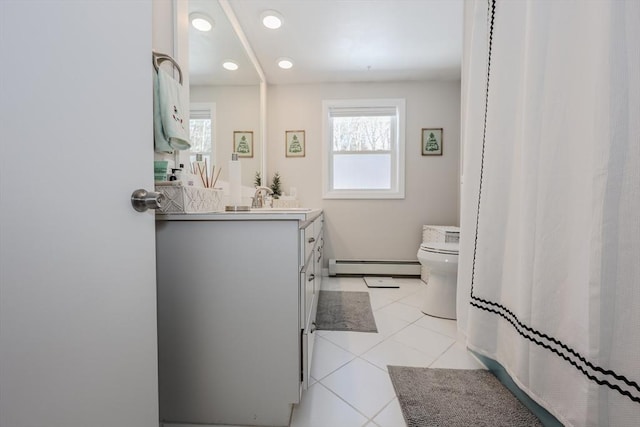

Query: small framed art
left=233, top=131, right=253, bottom=158
left=285, top=130, right=305, bottom=157
left=422, top=128, right=443, bottom=156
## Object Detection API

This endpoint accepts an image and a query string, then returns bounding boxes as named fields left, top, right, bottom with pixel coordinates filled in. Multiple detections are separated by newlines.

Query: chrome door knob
left=131, top=189, right=165, bottom=212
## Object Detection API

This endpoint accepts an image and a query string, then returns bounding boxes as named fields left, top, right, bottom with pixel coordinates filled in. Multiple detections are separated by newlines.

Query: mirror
left=187, top=0, right=263, bottom=188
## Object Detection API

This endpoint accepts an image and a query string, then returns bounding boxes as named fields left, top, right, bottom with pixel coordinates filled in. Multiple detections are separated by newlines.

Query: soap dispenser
left=172, top=168, right=183, bottom=183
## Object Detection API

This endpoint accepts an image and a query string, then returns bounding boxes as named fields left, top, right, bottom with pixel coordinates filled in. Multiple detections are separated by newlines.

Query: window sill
left=322, top=189, right=405, bottom=200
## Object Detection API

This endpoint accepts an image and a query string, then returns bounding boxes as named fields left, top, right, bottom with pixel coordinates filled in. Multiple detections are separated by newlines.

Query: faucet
left=252, top=186, right=274, bottom=208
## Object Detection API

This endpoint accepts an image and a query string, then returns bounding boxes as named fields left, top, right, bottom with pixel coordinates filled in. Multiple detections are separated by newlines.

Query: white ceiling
left=189, top=0, right=463, bottom=86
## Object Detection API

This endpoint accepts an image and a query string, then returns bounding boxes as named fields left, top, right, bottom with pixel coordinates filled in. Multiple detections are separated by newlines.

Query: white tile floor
left=290, top=276, right=486, bottom=427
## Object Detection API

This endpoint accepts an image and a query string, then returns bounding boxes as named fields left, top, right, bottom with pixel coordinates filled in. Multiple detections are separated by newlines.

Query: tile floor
left=290, top=276, right=486, bottom=427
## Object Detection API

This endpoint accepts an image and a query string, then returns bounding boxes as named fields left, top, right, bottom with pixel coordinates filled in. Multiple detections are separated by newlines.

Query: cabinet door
left=299, top=261, right=313, bottom=327
left=302, top=270, right=318, bottom=391
left=304, top=256, right=315, bottom=328
left=299, top=251, right=315, bottom=333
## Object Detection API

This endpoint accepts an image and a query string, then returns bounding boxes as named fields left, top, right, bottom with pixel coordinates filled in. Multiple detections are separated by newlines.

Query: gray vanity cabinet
left=155, top=210, right=322, bottom=427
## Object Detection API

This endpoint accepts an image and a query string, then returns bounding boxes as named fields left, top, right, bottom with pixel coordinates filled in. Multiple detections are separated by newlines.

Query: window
left=322, top=99, right=406, bottom=199
left=189, top=103, right=215, bottom=167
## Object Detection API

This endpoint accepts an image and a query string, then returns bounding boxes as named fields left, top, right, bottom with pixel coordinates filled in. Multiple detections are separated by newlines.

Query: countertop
left=155, top=208, right=322, bottom=223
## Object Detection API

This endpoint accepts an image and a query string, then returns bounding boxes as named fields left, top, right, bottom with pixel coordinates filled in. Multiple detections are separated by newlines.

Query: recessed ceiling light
left=190, top=13, right=213, bottom=32
left=223, top=61, right=239, bottom=71
left=261, top=10, right=283, bottom=29
left=277, top=58, right=294, bottom=69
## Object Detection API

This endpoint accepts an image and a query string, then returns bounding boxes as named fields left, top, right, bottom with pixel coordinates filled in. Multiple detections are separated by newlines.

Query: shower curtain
left=457, top=1, right=639, bottom=426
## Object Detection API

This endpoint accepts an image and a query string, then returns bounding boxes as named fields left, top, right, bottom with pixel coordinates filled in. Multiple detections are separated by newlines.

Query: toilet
left=417, top=241, right=459, bottom=320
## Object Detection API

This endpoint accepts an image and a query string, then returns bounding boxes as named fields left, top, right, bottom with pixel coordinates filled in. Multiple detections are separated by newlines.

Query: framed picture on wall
left=233, top=131, right=253, bottom=158
left=285, top=130, right=305, bottom=157
left=422, top=128, right=443, bottom=156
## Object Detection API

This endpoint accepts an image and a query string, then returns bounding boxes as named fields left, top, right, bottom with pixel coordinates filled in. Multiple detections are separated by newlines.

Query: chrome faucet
left=251, top=186, right=274, bottom=208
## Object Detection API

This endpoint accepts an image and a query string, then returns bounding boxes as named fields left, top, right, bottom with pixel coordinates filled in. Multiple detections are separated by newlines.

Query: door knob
left=131, top=189, right=165, bottom=212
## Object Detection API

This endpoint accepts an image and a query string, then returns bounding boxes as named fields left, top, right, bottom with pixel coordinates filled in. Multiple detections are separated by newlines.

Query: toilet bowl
left=417, top=242, right=459, bottom=320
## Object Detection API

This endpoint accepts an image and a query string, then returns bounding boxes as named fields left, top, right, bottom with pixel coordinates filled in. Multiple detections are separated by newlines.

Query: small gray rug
left=388, top=367, right=543, bottom=427
left=315, top=291, right=378, bottom=332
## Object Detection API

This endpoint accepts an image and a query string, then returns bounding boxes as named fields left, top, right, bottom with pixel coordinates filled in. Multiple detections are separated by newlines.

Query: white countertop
left=155, top=208, right=322, bottom=222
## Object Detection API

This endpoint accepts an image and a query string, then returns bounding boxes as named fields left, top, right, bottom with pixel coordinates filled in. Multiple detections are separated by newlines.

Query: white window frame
left=322, top=98, right=406, bottom=199
left=189, top=102, right=216, bottom=166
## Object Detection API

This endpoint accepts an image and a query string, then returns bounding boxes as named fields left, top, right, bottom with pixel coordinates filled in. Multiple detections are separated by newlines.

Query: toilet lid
left=420, top=242, right=459, bottom=255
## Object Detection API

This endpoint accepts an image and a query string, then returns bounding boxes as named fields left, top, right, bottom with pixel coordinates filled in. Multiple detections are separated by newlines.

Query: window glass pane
left=332, top=116, right=391, bottom=152
left=333, top=153, right=391, bottom=190
left=189, top=118, right=211, bottom=153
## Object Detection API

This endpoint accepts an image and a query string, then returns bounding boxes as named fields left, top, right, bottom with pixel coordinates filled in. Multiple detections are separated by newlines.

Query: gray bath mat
left=363, top=276, right=400, bottom=288
left=315, top=291, right=378, bottom=332
left=388, top=367, right=543, bottom=427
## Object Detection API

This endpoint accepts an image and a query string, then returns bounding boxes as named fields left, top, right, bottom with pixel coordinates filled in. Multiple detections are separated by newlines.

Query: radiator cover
left=328, top=259, right=421, bottom=276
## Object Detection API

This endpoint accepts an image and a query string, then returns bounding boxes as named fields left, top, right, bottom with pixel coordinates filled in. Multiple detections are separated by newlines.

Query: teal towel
left=154, top=68, right=191, bottom=152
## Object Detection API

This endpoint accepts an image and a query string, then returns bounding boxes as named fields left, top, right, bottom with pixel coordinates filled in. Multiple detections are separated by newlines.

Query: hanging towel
left=154, top=68, right=191, bottom=152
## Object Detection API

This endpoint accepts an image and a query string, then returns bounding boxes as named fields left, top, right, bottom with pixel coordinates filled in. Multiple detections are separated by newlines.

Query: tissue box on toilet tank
left=422, top=225, right=460, bottom=244
left=155, top=182, right=223, bottom=213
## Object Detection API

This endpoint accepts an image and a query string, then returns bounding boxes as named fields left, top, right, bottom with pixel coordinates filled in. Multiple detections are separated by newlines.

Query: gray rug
left=388, top=367, right=543, bottom=427
left=315, top=291, right=378, bottom=332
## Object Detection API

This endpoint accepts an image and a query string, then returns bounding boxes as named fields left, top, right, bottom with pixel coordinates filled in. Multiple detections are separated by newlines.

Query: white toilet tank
left=421, top=225, right=460, bottom=282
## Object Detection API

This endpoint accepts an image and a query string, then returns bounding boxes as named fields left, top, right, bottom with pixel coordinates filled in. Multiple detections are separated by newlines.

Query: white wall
left=267, top=81, right=461, bottom=262
left=191, top=85, right=261, bottom=186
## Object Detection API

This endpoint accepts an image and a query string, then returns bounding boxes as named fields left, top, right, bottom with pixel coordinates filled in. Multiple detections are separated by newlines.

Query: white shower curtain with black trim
left=457, top=1, right=639, bottom=426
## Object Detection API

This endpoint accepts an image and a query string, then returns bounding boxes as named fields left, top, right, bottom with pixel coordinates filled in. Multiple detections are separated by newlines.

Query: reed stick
left=197, top=162, right=206, bottom=187
left=204, top=158, right=210, bottom=188
left=212, top=167, right=222, bottom=188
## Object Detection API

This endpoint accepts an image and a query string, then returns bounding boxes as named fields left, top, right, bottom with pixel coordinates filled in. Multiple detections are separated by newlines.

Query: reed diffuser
left=191, top=160, right=221, bottom=189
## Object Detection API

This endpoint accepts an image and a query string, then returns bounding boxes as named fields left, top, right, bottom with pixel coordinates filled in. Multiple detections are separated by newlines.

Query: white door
left=0, top=2, right=158, bottom=426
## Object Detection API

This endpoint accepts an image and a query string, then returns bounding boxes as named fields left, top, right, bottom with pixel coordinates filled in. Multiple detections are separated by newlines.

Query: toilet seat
left=419, top=242, right=459, bottom=255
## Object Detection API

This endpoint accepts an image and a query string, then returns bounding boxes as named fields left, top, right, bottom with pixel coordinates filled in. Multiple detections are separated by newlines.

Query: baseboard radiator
left=328, top=259, right=421, bottom=277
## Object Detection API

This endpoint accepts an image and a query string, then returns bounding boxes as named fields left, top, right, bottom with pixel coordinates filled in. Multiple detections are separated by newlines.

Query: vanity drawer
left=300, top=214, right=323, bottom=265
left=314, top=239, right=323, bottom=293
left=314, top=214, right=324, bottom=240
left=300, top=257, right=315, bottom=327
left=303, top=224, right=316, bottom=262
